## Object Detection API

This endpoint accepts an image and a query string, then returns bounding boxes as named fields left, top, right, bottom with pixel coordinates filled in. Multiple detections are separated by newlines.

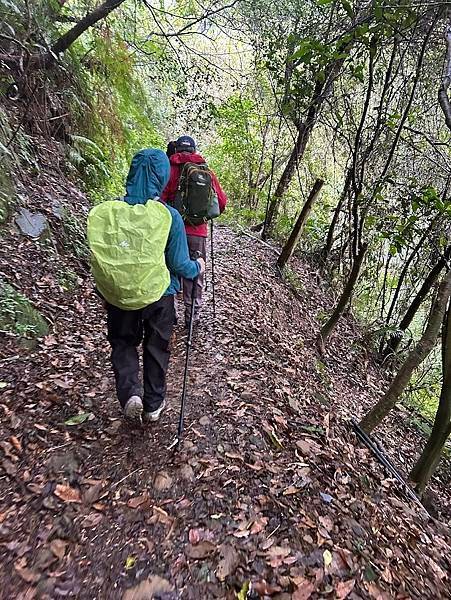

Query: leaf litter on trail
left=123, top=575, right=173, bottom=600
left=3, top=225, right=451, bottom=600
left=216, top=544, right=240, bottom=581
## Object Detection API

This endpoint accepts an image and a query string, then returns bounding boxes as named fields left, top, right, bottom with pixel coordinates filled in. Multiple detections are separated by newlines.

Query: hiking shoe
left=124, top=396, right=143, bottom=421
left=143, top=400, right=166, bottom=423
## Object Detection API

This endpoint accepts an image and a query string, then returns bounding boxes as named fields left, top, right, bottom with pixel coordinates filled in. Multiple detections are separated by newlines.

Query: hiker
left=166, top=140, right=177, bottom=158
left=87, top=149, right=205, bottom=423
left=161, top=135, right=227, bottom=327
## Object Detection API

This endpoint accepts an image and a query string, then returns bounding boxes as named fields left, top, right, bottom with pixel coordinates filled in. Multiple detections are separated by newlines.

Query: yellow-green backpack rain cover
left=87, top=200, right=172, bottom=310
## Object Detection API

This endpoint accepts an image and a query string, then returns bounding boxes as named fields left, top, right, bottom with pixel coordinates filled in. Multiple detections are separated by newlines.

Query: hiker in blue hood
left=123, top=148, right=203, bottom=297
left=107, top=148, right=204, bottom=422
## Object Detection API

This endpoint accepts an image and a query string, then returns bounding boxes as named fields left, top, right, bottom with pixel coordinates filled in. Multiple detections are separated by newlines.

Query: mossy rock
left=0, top=278, right=49, bottom=345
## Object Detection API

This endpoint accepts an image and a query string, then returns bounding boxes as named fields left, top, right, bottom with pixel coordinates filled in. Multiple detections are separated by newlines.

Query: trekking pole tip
left=167, top=436, right=181, bottom=451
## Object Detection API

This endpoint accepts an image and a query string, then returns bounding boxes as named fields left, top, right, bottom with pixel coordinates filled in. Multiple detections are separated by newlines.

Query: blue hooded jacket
left=124, top=148, right=200, bottom=296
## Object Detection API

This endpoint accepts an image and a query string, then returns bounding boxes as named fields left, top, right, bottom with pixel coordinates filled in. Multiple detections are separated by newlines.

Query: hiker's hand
left=197, top=257, right=205, bottom=274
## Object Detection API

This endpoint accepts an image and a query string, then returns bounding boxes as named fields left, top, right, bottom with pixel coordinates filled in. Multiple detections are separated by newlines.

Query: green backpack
left=87, top=200, right=172, bottom=310
left=171, top=162, right=220, bottom=225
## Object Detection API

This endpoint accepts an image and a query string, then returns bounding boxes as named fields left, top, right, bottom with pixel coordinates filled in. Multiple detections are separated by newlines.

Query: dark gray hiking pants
left=182, top=235, right=207, bottom=322
left=107, top=295, right=176, bottom=412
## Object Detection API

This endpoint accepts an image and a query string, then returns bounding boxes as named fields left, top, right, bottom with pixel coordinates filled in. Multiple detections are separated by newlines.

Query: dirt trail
left=1, top=222, right=450, bottom=600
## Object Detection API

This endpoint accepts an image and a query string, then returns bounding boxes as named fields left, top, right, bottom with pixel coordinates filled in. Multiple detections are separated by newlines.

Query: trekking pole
left=210, top=220, right=216, bottom=321
left=168, top=258, right=200, bottom=451
left=351, top=419, right=429, bottom=516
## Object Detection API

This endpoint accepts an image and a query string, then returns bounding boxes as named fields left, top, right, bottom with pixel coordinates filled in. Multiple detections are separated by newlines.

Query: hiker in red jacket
left=161, top=135, right=227, bottom=326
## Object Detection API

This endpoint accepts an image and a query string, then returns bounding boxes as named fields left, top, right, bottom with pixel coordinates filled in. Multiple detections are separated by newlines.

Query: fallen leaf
left=323, top=549, right=333, bottom=567
left=10, top=436, right=22, bottom=453
left=2, top=459, right=17, bottom=476
left=54, top=484, right=81, bottom=503
left=0, top=441, right=15, bottom=459
left=14, top=558, right=40, bottom=583
left=296, top=438, right=321, bottom=455
left=188, top=528, right=203, bottom=545
left=336, top=579, right=355, bottom=599
left=83, top=482, right=105, bottom=505
left=65, top=412, right=91, bottom=426
left=123, top=576, right=173, bottom=600
left=185, top=541, right=216, bottom=559
left=266, top=545, right=291, bottom=568
left=320, top=492, right=333, bottom=504
left=53, top=378, right=72, bottom=389
left=152, top=505, right=173, bottom=526
left=367, top=583, right=391, bottom=600
left=319, top=515, right=333, bottom=532
left=261, top=538, right=275, bottom=550
left=127, top=493, right=149, bottom=509
left=50, top=539, right=67, bottom=560
left=364, top=563, right=377, bottom=582
left=153, top=471, right=172, bottom=492
left=216, top=544, right=240, bottom=581
left=125, top=556, right=136, bottom=570
left=233, top=529, right=250, bottom=538
left=283, top=485, right=300, bottom=495
left=292, top=577, right=315, bottom=600
left=237, top=581, right=250, bottom=600
left=179, top=464, right=195, bottom=480
left=253, top=580, right=282, bottom=596
left=81, top=512, right=103, bottom=528
left=250, top=516, right=268, bottom=534
left=0, top=382, right=8, bottom=389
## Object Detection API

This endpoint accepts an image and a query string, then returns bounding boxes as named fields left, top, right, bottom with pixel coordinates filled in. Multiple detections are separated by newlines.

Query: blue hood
left=124, top=148, right=170, bottom=205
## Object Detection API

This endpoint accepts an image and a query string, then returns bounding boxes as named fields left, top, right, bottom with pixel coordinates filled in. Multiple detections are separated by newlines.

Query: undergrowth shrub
left=0, top=278, right=48, bottom=341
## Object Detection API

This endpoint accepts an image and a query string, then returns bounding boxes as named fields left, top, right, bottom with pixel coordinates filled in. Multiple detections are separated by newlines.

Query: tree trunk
left=379, top=221, right=435, bottom=354
left=410, top=300, right=451, bottom=494
left=321, top=170, right=352, bottom=262
left=317, top=243, right=368, bottom=352
left=262, top=121, right=311, bottom=240
left=438, top=19, right=451, bottom=132
left=262, top=10, right=376, bottom=240
left=383, top=247, right=451, bottom=358
left=277, top=179, right=324, bottom=270
left=49, top=0, right=126, bottom=57
left=360, top=268, right=451, bottom=433
left=0, top=0, right=127, bottom=69
left=263, top=57, right=344, bottom=240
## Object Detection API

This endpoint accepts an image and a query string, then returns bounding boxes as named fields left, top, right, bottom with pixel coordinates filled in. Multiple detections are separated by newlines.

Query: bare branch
left=438, top=20, right=451, bottom=132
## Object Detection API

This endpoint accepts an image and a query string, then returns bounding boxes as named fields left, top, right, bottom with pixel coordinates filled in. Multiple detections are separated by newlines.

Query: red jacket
left=161, top=152, right=227, bottom=237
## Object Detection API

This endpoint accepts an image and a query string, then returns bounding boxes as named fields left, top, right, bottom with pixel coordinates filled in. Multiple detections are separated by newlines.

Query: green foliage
left=283, top=264, right=305, bottom=293
left=57, top=267, right=79, bottom=292
left=0, top=278, right=48, bottom=340
left=67, top=134, right=110, bottom=188
left=208, top=93, right=270, bottom=206
left=0, top=166, right=15, bottom=225
left=61, top=208, right=89, bottom=261
left=63, top=27, right=165, bottom=200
